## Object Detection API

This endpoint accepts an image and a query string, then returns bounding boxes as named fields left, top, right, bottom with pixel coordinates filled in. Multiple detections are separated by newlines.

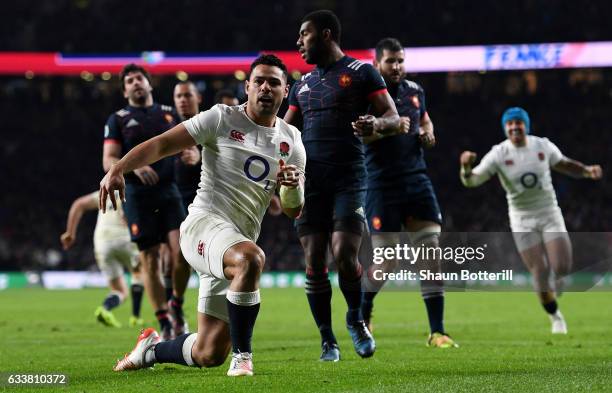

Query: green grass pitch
left=1, top=288, right=610, bottom=392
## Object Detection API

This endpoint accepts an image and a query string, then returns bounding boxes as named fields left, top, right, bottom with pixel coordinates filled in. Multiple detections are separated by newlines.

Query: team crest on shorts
left=372, top=216, right=382, bottom=231
left=339, top=74, right=352, bottom=88
left=279, top=142, right=290, bottom=157
left=130, top=223, right=139, bottom=236
left=197, top=240, right=205, bottom=256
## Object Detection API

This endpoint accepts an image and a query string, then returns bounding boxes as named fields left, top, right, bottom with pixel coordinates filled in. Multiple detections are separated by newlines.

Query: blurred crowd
left=4, top=0, right=610, bottom=51
left=1, top=67, right=609, bottom=272
left=1, top=0, right=611, bottom=271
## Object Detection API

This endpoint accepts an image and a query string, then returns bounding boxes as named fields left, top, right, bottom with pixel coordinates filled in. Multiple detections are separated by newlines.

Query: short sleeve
left=104, top=114, right=122, bottom=145
left=286, top=129, right=306, bottom=174
left=473, top=147, right=498, bottom=177
left=418, top=87, right=427, bottom=119
left=544, top=138, right=564, bottom=166
left=361, top=64, right=387, bottom=99
left=89, top=191, right=99, bottom=205
left=183, top=105, right=222, bottom=145
left=287, top=82, right=300, bottom=113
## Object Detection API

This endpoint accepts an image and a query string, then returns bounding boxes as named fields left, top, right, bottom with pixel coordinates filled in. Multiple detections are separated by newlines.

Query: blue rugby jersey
left=104, top=103, right=180, bottom=190
left=365, top=79, right=429, bottom=188
left=288, top=56, right=387, bottom=168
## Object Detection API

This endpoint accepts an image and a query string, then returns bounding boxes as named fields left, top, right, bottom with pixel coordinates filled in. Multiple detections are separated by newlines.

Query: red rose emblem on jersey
left=339, top=74, right=352, bottom=88
left=538, top=152, right=545, bottom=161
left=197, top=240, right=205, bottom=256
left=279, top=142, right=290, bottom=157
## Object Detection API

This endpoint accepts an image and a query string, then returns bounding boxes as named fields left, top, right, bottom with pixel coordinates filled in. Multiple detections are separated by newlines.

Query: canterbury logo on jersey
left=229, top=130, right=246, bottom=143
left=347, top=59, right=365, bottom=70
left=298, top=84, right=310, bottom=95
left=126, top=119, right=140, bottom=128
left=116, top=109, right=130, bottom=117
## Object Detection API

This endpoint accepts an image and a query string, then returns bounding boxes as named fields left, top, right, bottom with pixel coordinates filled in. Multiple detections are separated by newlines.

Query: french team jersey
left=104, top=103, right=180, bottom=191
left=365, top=79, right=428, bottom=188
left=288, top=56, right=387, bottom=168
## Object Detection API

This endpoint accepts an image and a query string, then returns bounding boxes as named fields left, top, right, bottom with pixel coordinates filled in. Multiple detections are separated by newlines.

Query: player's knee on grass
left=192, top=346, right=229, bottom=368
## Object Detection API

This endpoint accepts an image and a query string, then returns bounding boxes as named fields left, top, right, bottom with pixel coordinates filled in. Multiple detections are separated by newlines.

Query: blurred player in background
left=61, top=191, right=144, bottom=328
left=160, top=80, right=205, bottom=335
left=362, top=38, right=457, bottom=348
left=108, top=55, right=305, bottom=377
left=285, top=10, right=400, bottom=361
left=103, top=64, right=189, bottom=340
left=214, top=89, right=240, bottom=106
left=460, top=107, right=602, bottom=334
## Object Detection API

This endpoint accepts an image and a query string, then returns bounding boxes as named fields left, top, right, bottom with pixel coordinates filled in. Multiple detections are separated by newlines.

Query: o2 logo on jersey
left=244, top=155, right=273, bottom=191
left=520, top=172, right=538, bottom=188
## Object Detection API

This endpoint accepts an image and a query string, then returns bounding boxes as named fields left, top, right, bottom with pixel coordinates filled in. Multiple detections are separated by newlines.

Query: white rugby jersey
left=92, top=191, right=130, bottom=242
left=465, top=135, right=564, bottom=213
left=183, top=104, right=306, bottom=241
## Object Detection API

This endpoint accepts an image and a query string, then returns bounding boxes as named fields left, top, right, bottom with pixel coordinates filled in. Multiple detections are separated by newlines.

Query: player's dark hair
left=302, top=10, right=341, bottom=44
left=214, top=89, right=237, bottom=104
left=250, top=54, right=288, bottom=80
left=120, top=63, right=151, bottom=91
left=375, top=37, right=404, bottom=61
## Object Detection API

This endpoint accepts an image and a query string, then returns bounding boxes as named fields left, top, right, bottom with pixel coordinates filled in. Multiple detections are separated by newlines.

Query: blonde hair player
left=460, top=107, right=602, bottom=334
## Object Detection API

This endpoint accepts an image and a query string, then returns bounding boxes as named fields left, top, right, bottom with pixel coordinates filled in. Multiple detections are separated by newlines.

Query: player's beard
left=130, top=89, right=149, bottom=106
left=305, top=38, right=325, bottom=65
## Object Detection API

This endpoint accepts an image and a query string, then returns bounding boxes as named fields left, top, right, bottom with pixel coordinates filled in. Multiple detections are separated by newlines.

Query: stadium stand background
left=1, top=0, right=610, bottom=271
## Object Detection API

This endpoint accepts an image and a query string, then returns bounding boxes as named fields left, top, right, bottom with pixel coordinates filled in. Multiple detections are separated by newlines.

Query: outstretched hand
left=99, top=167, right=126, bottom=213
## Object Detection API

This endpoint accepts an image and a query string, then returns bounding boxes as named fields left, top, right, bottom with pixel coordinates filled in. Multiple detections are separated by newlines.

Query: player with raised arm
left=361, top=38, right=457, bottom=348
left=106, top=55, right=306, bottom=377
left=284, top=10, right=400, bottom=361
left=460, top=107, right=602, bottom=334
left=103, top=64, right=189, bottom=340
left=60, top=191, right=144, bottom=328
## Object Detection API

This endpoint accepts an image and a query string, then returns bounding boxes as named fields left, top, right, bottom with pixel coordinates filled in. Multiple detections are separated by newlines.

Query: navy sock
left=226, top=299, right=260, bottom=353
left=102, top=293, right=121, bottom=311
left=361, top=295, right=374, bottom=322
left=169, top=296, right=185, bottom=320
left=542, top=300, right=558, bottom=315
left=305, top=271, right=336, bottom=344
left=130, top=284, right=144, bottom=317
left=339, top=268, right=363, bottom=324
left=363, top=290, right=378, bottom=304
left=154, top=333, right=191, bottom=365
left=163, top=276, right=173, bottom=302
left=156, top=310, right=172, bottom=331
left=423, top=295, right=445, bottom=334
